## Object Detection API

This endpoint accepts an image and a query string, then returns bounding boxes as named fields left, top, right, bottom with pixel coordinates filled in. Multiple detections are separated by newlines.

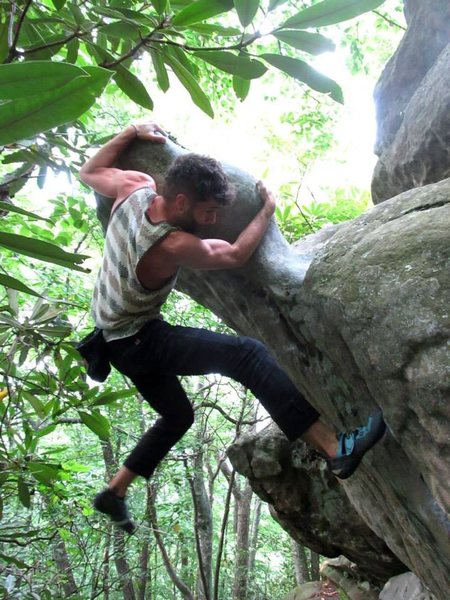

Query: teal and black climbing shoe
left=327, top=411, right=386, bottom=480
left=93, top=488, right=135, bottom=534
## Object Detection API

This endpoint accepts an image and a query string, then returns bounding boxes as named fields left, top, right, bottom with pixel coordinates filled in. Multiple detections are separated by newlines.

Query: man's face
left=176, top=198, right=221, bottom=232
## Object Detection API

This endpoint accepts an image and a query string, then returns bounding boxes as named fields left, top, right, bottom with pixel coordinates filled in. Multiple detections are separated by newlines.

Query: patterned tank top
left=92, top=187, right=179, bottom=341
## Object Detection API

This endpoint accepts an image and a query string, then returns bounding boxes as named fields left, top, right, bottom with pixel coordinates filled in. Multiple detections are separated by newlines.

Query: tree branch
left=6, top=0, right=33, bottom=63
left=373, top=10, right=406, bottom=30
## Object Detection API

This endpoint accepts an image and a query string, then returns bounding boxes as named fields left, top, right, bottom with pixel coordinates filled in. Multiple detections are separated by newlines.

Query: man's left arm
left=79, top=123, right=166, bottom=199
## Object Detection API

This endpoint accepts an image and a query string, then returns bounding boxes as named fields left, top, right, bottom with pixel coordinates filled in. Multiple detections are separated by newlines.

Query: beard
left=174, top=212, right=198, bottom=234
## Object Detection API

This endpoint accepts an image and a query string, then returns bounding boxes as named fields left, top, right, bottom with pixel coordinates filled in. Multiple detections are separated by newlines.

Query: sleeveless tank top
left=92, top=187, right=179, bottom=341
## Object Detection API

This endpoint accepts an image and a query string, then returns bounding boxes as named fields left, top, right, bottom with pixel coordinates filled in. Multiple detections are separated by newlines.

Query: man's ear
left=174, top=193, right=189, bottom=213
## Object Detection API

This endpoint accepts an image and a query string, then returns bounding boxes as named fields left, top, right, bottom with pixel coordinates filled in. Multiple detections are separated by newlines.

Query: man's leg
left=128, top=321, right=385, bottom=478
left=94, top=373, right=194, bottom=532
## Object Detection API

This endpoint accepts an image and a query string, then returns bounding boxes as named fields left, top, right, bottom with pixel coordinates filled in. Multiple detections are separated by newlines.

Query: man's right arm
left=79, top=123, right=166, bottom=200
left=162, top=182, right=276, bottom=270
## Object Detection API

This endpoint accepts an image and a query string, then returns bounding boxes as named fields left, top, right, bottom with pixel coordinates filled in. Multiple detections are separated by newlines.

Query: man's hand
left=257, top=181, right=276, bottom=218
left=133, top=122, right=167, bottom=143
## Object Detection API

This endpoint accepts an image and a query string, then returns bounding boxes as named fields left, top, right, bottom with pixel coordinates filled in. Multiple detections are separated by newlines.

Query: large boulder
left=98, top=138, right=450, bottom=599
left=371, top=0, right=450, bottom=203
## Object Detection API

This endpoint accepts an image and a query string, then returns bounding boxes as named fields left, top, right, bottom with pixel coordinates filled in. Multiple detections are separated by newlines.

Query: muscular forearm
left=80, top=126, right=136, bottom=176
left=231, top=205, right=273, bottom=265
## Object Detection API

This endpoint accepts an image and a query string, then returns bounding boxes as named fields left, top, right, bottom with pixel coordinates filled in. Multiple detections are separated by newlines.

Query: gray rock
left=371, top=0, right=450, bottom=203
left=95, top=144, right=450, bottom=599
left=227, top=425, right=405, bottom=584
left=379, top=572, right=437, bottom=600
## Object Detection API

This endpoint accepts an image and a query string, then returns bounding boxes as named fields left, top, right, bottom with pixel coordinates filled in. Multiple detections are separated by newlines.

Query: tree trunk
left=51, top=534, right=78, bottom=597
left=147, top=484, right=194, bottom=600
left=310, top=551, right=320, bottom=581
left=291, top=540, right=310, bottom=585
left=188, top=445, right=213, bottom=600
left=101, top=439, right=136, bottom=600
left=247, top=496, right=262, bottom=580
left=231, top=479, right=253, bottom=600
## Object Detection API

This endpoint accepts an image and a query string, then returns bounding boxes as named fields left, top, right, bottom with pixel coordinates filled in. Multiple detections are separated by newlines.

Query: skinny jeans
left=107, top=319, right=320, bottom=479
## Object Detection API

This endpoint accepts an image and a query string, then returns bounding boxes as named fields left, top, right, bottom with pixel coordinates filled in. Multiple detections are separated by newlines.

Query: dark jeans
left=107, top=319, right=320, bottom=479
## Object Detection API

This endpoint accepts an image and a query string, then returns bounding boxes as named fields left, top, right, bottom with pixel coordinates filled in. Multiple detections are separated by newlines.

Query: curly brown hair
left=164, top=153, right=233, bottom=205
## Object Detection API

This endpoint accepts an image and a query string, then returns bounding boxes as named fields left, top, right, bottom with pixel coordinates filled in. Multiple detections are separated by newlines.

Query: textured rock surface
left=227, top=425, right=405, bottom=584
left=379, top=572, right=437, bottom=600
left=321, top=557, right=380, bottom=600
left=371, top=0, right=450, bottom=203
left=282, top=581, right=339, bottom=600
left=97, top=143, right=450, bottom=597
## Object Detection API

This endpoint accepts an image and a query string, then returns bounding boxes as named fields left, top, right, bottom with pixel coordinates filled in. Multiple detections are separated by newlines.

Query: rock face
left=371, top=0, right=450, bottom=203
left=379, top=572, right=438, bottom=600
left=227, top=425, right=405, bottom=584
left=99, top=138, right=450, bottom=599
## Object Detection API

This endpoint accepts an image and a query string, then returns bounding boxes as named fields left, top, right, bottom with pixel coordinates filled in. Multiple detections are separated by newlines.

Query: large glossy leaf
left=150, top=0, right=168, bottom=13
left=98, top=21, right=142, bottom=39
left=0, top=201, right=52, bottom=223
left=261, top=53, right=343, bottom=103
left=195, top=50, right=267, bottom=79
left=172, top=0, right=233, bottom=26
left=163, top=54, right=214, bottom=117
left=0, top=232, right=89, bottom=271
left=282, top=0, right=386, bottom=29
left=0, top=66, right=112, bottom=146
left=150, top=49, right=170, bottom=92
left=233, top=0, right=259, bottom=27
left=113, top=65, right=154, bottom=110
left=233, top=75, right=251, bottom=101
left=0, top=274, right=42, bottom=298
left=28, top=461, right=60, bottom=484
left=273, top=30, right=335, bottom=55
left=0, top=61, right=88, bottom=100
left=79, top=410, right=110, bottom=441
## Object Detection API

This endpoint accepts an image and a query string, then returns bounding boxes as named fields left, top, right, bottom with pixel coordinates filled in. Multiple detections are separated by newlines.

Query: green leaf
left=0, top=66, right=112, bottom=146
left=0, top=552, right=29, bottom=569
left=269, top=0, right=288, bottom=9
left=79, top=410, right=110, bottom=441
left=28, top=461, right=60, bottom=484
left=233, top=75, right=251, bottom=101
left=113, top=65, right=154, bottom=110
left=98, top=21, right=141, bottom=40
left=150, top=0, right=168, bottom=13
left=273, top=30, right=335, bottom=55
left=261, top=53, right=343, bottom=103
left=194, top=50, right=267, bottom=79
left=281, top=0, right=386, bottom=29
left=0, top=232, right=90, bottom=271
left=0, top=274, right=42, bottom=298
left=22, top=391, right=46, bottom=418
left=172, top=0, right=233, bottom=26
left=189, top=24, right=241, bottom=37
left=163, top=54, right=214, bottom=117
left=18, top=477, right=31, bottom=508
left=91, top=387, right=136, bottom=407
left=66, top=38, right=79, bottom=63
left=233, top=0, right=259, bottom=27
left=0, top=61, right=88, bottom=100
left=51, top=0, right=67, bottom=9
left=0, top=201, right=53, bottom=223
left=150, top=49, right=170, bottom=92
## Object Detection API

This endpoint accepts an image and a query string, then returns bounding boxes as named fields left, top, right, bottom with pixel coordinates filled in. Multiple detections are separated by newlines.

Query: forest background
left=0, top=1, right=405, bottom=598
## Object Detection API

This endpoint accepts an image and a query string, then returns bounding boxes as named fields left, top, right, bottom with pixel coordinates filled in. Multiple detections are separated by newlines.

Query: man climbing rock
left=80, top=123, right=386, bottom=533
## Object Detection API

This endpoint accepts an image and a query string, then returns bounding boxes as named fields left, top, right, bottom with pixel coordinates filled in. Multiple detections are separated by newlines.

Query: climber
left=79, top=123, right=387, bottom=533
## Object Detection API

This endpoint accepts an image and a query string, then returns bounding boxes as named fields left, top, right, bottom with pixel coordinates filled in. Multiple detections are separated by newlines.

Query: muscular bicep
left=162, top=233, right=242, bottom=270
left=79, top=167, right=154, bottom=199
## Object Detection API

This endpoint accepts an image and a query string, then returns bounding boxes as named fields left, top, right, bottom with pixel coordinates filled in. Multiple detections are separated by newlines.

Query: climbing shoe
left=93, top=488, right=136, bottom=534
left=327, top=411, right=386, bottom=480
